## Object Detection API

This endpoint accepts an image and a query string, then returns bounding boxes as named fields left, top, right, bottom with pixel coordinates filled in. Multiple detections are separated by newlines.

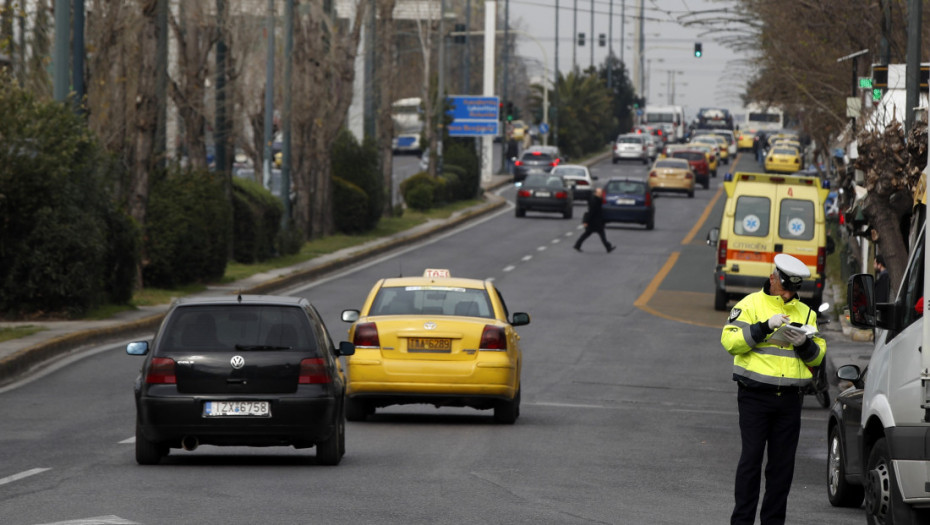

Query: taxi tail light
left=649, top=171, right=657, bottom=178
left=518, top=189, right=531, bottom=198
left=817, top=247, right=826, bottom=276
left=353, top=322, right=380, bottom=348
left=685, top=172, right=693, bottom=179
left=717, top=239, right=728, bottom=265
left=298, top=358, right=331, bottom=384
left=146, top=357, right=177, bottom=384
left=479, top=325, right=507, bottom=351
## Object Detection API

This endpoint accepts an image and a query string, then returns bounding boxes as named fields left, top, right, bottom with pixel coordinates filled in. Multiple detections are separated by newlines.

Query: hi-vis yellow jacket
left=721, top=287, right=826, bottom=388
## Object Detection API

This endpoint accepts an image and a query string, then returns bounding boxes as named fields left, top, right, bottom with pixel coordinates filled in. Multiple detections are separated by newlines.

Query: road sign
left=538, top=123, right=549, bottom=134
left=447, top=95, right=499, bottom=137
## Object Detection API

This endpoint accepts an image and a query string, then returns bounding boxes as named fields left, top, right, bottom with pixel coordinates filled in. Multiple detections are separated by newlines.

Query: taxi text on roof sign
left=422, top=268, right=451, bottom=278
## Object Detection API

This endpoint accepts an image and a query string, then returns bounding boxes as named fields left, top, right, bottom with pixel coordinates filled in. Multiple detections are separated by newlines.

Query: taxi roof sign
left=423, top=268, right=451, bottom=278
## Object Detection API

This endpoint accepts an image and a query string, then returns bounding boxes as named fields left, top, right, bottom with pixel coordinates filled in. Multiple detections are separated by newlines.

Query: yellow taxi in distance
left=765, top=146, right=802, bottom=174
left=340, top=269, right=530, bottom=424
left=689, top=143, right=719, bottom=177
left=691, top=135, right=726, bottom=165
left=648, top=157, right=695, bottom=198
left=737, top=129, right=757, bottom=150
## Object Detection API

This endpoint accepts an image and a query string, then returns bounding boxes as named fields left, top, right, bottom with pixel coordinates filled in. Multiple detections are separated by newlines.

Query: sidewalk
left=0, top=171, right=520, bottom=388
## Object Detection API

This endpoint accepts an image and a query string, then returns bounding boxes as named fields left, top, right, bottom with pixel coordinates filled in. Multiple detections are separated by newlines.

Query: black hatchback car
left=127, top=295, right=355, bottom=465
left=515, top=172, right=574, bottom=219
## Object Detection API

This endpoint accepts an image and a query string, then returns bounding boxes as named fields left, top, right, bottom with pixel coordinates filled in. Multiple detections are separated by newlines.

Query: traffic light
left=577, top=33, right=585, bottom=46
left=505, top=102, right=514, bottom=122
left=598, top=33, right=606, bottom=47
left=694, top=42, right=702, bottom=58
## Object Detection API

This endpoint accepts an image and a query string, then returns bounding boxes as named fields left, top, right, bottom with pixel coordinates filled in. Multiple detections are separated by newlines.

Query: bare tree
left=376, top=0, right=398, bottom=216
left=129, top=0, right=159, bottom=230
left=290, top=0, right=367, bottom=239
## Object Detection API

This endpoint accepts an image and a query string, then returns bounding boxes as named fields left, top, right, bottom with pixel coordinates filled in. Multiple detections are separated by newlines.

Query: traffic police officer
left=721, top=253, right=826, bottom=525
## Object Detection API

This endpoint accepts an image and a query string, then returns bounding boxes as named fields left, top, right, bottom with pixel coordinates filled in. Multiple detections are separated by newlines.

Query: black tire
left=688, top=189, right=694, bottom=198
left=865, top=437, right=930, bottom=524
left=135, top=422, right=167, bottom=465
left=642, top=158, right=649, bottom=165
left=345, top=397, right=369, bottom=422
left=316, top=412, right=344, bottom=466
left=714, top=288, right=728, bottom=311
left=702, top=178, right=710, bottom=189
left=645, top=216, right=655, bottom=231
left=493, top=388, right=520, bottom=424
left=612, top=158, right=618, bottom=164
left=828, top=425, right=865, bottom=508
left=563, top=207, right=573, bottom=219
left=712, top=168, right=718, bottom=178
left=515, top=206, right=525, bottom=218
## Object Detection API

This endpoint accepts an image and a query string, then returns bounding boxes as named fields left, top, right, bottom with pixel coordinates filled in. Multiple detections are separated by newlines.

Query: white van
left=644, top=105, right=685, bottom=143
left=843, top=201, right=930, bottom=522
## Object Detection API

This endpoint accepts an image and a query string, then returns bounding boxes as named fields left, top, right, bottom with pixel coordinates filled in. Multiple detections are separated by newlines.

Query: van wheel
left=714, top=288, right=728, bottom=311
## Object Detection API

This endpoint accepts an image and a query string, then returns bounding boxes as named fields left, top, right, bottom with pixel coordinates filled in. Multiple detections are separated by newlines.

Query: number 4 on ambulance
left=705, top=171, right=833, bottom=312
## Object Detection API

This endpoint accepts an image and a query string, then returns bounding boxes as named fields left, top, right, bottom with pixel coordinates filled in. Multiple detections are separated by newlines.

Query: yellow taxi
left=648, top=157, right=695, bottom=198
left=688, top=143, right=719, bottom=177
left=737, top=129, right=757, bottom=150
left=691, top=135, right=726, bottom=165
left=340, top=269, right=530, bottom=424
left=764, top=146, right=802, bottom=173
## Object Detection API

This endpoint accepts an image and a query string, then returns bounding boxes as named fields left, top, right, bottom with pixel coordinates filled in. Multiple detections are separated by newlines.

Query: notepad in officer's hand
left=769, top=322, right=817, bottom=346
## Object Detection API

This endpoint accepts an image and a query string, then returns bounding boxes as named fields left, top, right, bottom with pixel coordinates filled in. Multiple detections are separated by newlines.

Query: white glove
left=767, top=314, right=789, bottom=331
left=784, top=328, right=808, bottom=347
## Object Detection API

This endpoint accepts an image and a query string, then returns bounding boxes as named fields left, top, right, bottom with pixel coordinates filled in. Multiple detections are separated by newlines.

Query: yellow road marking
left=635, top=251, right=679, bottom=308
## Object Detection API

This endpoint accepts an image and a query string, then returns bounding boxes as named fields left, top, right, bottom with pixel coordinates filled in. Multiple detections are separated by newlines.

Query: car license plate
left=203, top=401, right=271, bottom=417
left=534, top=191, right=551, bottom=197
left=407, top=337, right=452, bottom=352
left=616, top=198, right=635, bottom=205
left=735, top=251, right=765, bottom=262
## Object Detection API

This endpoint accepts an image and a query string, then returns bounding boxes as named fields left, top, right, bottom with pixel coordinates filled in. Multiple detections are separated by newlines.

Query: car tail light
left=717, top=239, right=728, bottom=265
left=649, top=171, right=657, bottom=178
left=794, top=158, right=800, bottom=164
left=532, top=151, right=542, bottom=156
left=551, top=158, right=561, bottom=167
left=514, top=160, right=523, bottom=167
left=555, top=191, right=568, bottom=199
left=353, top=322, right=380, bottom=348
left=644, top=191, right=652, bottom=206
left=518, top=189, right=531, bottom=198
left=686, top=172, right=693, bottom=179
left=146, top=357, right=177, bottom=384
left=817, top=247, right=826, bottom=276
left=576, top=180, right=589, bottom=186
left=298, top=358, right=332, bottom=384
left=479, top=325, right=507, bottom=351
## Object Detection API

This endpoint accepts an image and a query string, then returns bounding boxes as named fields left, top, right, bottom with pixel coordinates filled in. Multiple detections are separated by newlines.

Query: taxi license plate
left=407, top=338, right=452, bottom=352
left=534, top=191, right=551, bottom=197
left=203, top=401, right=271, bottom=417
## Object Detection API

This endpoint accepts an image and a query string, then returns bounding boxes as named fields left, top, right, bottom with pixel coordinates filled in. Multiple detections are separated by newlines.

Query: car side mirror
left=706, top=227, right=719, bottom=247
left=126, top=341, right=149, bottom=356
left=341, top=309, right=360, bottom=323
left=511, top=312, right=531, bottom=326
left=337, top=341, right=356, bottom=357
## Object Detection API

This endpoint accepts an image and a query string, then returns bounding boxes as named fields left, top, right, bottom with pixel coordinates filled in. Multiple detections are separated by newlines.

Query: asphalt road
left=0, top=149, right=863, bottom=525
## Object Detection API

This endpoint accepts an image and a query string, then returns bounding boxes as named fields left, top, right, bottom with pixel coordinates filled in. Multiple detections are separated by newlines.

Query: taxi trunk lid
left=374, top=317, right=485, bottom=361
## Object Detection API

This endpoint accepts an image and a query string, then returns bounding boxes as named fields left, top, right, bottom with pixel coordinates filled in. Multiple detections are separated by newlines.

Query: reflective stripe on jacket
left=721, top=289, right=826, bottom=388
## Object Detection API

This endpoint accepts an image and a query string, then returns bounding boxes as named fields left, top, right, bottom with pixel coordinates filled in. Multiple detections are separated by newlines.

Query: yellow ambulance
left=706, top=172, right=833, bottom=311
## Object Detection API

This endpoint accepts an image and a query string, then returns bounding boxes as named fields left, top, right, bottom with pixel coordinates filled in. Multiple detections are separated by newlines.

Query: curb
left=0, top=193, right=508, bottom=388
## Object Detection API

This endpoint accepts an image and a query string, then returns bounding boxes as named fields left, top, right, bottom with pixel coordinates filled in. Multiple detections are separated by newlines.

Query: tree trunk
left=130, top=0, right=159, bottom=228
left=377, top=0, right=397, bottom=217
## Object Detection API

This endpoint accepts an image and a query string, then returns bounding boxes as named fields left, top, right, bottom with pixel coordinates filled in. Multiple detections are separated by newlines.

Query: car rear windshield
left=671, top=151, right=704, bottom=161
left=655, top=159, right=688, bottom=169
left=159, top=305, right=318, bottom=353
left=779, top=199, right=815, bottom=241
left=606, top=180, right=646, bottom=195
left=733, top=196, right=770, bottom=237
left=772, top=147, right=797, bottom=155
left=522, top=151, right=553, bottom=162
left=554, top=167, right=585, bottom=177
left=617, top=136, right=643, bottom=144
left=370, top=286, right=494, bottom=318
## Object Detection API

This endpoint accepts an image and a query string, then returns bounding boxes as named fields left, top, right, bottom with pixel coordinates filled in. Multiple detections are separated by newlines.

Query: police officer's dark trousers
left=731, top=385, right=802, bottom=525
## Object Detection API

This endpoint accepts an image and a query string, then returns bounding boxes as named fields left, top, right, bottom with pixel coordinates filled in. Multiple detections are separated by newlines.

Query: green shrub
left=440, top=166, right=464, bottom=202
left=143, top=167, right=231, bottom=288
left=400, top=171, right=448, bottom=211
left=331, top=129, right=383, bottom=230
left=276, top=222, right=305, bottom=256
left=444, top=140, right=480, bottom=199
left=333, top=176, right=370, bottom=233
left=0, top=80, right=139, bottom=317
left=232, top=176, right=283, bottom=263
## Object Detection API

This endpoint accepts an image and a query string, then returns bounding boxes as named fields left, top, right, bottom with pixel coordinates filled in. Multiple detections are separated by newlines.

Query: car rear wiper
left=234, top=344, right=292, bottom=351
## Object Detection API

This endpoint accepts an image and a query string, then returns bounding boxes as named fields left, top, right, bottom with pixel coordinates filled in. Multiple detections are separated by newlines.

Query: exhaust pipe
left=181, top=436, right=199, bottom=451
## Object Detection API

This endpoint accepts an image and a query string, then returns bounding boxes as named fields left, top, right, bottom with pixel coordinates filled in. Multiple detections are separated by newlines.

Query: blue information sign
left=538, top=122, right=549, bottom=134
left=447, top=95, right=499, bottom=137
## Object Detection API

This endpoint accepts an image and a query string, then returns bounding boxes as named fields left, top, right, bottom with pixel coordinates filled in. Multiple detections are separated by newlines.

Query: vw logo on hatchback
left=230, top=355, right=245, bottom=369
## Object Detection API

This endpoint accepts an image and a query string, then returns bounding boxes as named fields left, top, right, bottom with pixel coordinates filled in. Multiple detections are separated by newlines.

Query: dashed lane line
left=0, top=467, right=50, bottom=487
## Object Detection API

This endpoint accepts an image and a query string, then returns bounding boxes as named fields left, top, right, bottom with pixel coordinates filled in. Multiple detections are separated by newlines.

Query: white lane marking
left=521, top=255, right=532, bottom=262
left=551, top=238, right=561, bottom=244
left=532, top=402, right=606, bottom=409
left=566, top=231, right=575, bottom=236
left=536, top=246, right=546, bottom=252
left=36, top=516, right=140, bottom=525
left=502, top=265, right=516, bottom=272
left=0, top=468, right=50, bottom=487
left=486, top=277, right=495, bottom=282
left=119, top=437, right=135, bottom=444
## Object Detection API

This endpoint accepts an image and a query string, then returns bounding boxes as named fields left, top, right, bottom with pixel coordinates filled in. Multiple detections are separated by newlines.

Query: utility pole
left=282, top=0, right=294, bottom=227
left=155, top=0, right=168, bottom=167
left=501, top=0, right=509, bottom=173
left=553, top=0, right=559, bottom=146
left=464, top=0, right=471, bottom=93
left=72, top=0, right=85, bottom=112
left=52, top=0, right=68, bottom=101
left=263, top=0, right=275, bottom=191
left=906, top=0, right=921, bottom=132
left=481, top=1, right=496, bottom=184
left=215, top=0, right=228, bottom=175
left=572, top=0, right=577, bottom=71
left=607, top=0, right=613, bottom=88
left=589, top=0, right=593, bottom=69
left=438, top=0, right=446, bottom=174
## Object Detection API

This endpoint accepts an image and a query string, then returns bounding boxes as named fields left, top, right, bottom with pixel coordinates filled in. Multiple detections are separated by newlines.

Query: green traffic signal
left=694, top=42, right=702, bottom=58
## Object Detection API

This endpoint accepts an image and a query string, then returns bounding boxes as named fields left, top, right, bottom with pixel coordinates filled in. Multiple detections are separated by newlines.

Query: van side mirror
left=847, top=274, right=876, bottom=329
left=706, top=227, right=719, bottom=247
